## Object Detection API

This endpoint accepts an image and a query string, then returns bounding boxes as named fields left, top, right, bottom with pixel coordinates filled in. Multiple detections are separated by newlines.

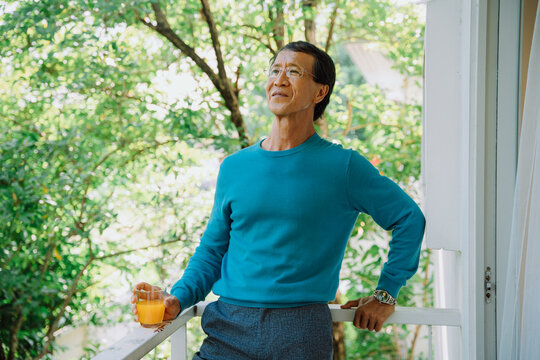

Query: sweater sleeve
left=170, top=161, right=231, bottom=310
left=346, top=150, right=425, bottom=298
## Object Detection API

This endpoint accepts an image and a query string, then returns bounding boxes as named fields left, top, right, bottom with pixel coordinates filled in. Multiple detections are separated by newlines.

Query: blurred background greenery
left=0, top=0, right=429, bottom=359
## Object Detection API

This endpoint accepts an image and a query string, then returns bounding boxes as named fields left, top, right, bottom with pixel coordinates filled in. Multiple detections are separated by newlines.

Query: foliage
left=0, top=0, right=427, bottom=359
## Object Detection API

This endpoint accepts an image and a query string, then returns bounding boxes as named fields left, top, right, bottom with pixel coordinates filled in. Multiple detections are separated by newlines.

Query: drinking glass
left=135, top=288, right=166, bottom=328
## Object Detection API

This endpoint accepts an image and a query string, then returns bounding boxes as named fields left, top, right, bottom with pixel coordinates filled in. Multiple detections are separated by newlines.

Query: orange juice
left=136, top=299, right=165, bottom=327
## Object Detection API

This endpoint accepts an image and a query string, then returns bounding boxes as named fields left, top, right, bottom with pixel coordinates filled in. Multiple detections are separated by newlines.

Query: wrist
left=373, top=289, right=397, bottom=306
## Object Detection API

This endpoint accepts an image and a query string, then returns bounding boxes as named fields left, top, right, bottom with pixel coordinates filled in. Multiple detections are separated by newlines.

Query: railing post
left=170, top=324, right=187, bottom=360
left=428, top=325, right=433, bottom=360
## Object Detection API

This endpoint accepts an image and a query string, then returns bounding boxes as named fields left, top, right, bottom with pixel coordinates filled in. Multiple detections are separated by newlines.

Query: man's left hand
left=340, top=295, right=395, bottom=332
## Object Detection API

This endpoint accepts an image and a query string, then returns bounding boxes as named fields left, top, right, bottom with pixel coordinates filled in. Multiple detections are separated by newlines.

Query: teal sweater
left=171, top=133, right=425, bottom=309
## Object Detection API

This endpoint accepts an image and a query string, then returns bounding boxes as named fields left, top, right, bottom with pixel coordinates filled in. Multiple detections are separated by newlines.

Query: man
left=132, top=41, right=425, bottom=359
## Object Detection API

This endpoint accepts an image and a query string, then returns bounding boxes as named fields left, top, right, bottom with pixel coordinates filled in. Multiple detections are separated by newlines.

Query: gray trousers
left=193, top=300, right=333, bottom=360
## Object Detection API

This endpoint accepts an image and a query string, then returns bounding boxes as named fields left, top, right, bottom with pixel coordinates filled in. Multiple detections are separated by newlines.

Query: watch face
left=374, top=290, right=395, bottom=305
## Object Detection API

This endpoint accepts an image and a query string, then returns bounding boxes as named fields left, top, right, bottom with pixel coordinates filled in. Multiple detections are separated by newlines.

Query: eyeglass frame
left=265, top=64, right=316, bottom=80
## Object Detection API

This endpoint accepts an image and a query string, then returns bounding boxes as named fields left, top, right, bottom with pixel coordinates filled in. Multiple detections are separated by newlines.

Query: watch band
left=373, top=289, right=397, bottom=305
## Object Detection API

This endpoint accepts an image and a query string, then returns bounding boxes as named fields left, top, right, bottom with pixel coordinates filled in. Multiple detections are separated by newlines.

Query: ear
left=313, top=84, right=329, bottom=104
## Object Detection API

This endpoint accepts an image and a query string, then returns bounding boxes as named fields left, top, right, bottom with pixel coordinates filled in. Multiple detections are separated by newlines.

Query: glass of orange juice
left=135, top=288, right=166, bottom=328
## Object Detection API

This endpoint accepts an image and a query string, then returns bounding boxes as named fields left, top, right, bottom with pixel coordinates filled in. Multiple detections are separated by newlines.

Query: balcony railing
left=92, top=301, right=460, bottom=360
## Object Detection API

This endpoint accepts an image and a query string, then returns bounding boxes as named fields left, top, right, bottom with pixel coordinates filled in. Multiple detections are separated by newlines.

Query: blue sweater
left=171, top=133, right=425, bottom=309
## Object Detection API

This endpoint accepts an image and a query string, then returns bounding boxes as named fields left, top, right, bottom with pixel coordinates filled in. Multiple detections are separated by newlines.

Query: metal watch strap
left=373, top=289, right=397, bottom=305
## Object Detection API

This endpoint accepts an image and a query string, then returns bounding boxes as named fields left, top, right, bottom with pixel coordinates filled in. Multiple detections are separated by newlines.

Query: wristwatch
left=373, top=289, right=397, bottom=306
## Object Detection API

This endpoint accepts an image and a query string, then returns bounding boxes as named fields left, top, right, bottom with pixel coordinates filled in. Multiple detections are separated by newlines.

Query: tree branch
left=7, top=308, right=24, bottom=360
left=35, top=232, right=196, bottom=359
left=7, top=116, right=42, bottom=135
left=119, top=92, right=172, bottom=113
left=199, top=0, right=227, bottom=81
left=138, top=2, right=248, bottom=146
left=38, top=203, right=192, bottom=359
left=302, top=0, right=319, bottom=44
left=324, top=0, right=340, bottom=52
left=138, top=3, right=224, bottom=93
left=40, top=243, right=55, bottom=279
left=240, top=28, right=276, bottom=55
left=95, top=235, right=194, bottom=261
left=6, top=238, right=58, bottom=359
left=343, top=99, right=353, bottom=136
left=37, top=260, right=93, bottom=360
left=76, top=137, right=178, bottom=239
left=198, top=0, right=249, bottom=147
left=118, top=139, right=177, bottom=169
left=1, top=212, right=20, bottom=268
left=76, top=144, right=124, bottom=231
left=270, top=0, right=285, bottom=50
left=234, top=65, right=242, bottom=97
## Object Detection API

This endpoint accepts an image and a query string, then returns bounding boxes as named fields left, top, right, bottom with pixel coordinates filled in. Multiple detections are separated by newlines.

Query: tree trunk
left=7, top=309, right=25, bottom=360
left=331, top=290, right=346, bottom=360
left=271, top=0, right=285, bottom=49
left=324, top=0, right=340, bottom=52
left=302, top=0, right=329, bottom=136
left=140, top=1, right=250, bottom=148
left=223, top=92, right=249, bottom=148
left=302, top=0, right=319, bottom=45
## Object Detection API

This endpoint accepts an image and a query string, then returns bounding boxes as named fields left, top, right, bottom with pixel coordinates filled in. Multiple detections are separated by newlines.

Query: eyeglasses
left=266, top=65, right=315, bottom=80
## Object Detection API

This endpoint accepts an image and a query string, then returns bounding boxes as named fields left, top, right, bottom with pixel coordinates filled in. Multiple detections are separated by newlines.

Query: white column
left=170, top=325, right=187, bottom=360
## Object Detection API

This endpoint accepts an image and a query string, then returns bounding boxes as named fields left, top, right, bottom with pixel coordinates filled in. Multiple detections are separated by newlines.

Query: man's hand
left=341, top=295, right=395, bottom=332
left=131, top=282, right=182, bottom=323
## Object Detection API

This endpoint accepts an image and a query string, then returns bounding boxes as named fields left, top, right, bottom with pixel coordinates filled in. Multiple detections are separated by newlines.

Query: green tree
left=0, top=0, right=427, bottom=359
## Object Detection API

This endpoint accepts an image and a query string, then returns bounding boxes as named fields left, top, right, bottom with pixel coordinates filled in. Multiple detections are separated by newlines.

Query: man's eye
left=288, top=68, right=301, bottom=76
left=269, top=68, right=281, bottom=75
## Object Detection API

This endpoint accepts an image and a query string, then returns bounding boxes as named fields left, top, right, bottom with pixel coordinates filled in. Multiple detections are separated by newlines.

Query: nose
left=273, top=69, right=290, bottom=86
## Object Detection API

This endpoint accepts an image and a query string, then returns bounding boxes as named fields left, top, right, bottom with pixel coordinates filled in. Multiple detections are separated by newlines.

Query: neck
left=263, top=115, right=316, bottom=151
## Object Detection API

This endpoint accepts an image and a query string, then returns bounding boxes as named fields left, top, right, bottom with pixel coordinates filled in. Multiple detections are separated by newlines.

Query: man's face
left=265, top=50, right=326, bottom=119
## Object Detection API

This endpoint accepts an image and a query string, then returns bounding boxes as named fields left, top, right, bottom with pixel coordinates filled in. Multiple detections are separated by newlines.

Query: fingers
left=340, top=299, right=359, bottom=309
left=366, top=318, right=379, bottom=332
left=132, top=303, right=139, bottom=322
left=133, top=282, right=157, bottom=293
left=163, top=296, right=177, bottom=308
left=358, top=297, right=372, bottom=306
left=351, top=296, right=395, bottom=332
left=354, top=308, right=378, bottom=331
left=163, top=295, right=182, bottom=321
left=133, top=282, right=164, bottom=302
left=360, top=313, right=369, bottom=330
left=341, top=296, right=372, bottom=309
left=354, top=308, right=369, bottom=330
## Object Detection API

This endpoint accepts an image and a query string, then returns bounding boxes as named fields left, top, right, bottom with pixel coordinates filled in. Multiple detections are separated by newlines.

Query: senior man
left=132, top=41, right=425, bottom=359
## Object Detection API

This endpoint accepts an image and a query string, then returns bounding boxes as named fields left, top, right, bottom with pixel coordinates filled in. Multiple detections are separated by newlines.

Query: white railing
left=92, top=302, right=460, bottom=360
